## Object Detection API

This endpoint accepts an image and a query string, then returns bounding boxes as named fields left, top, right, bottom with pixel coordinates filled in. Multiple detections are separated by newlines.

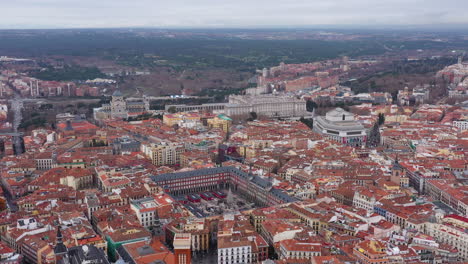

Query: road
left=10, top=96, right=24, bottom=155
left=2, top=185, right=18, bottom=212
left=4, top=80, right=25, bottom=155
left=1, top=83, right=23, bottom=211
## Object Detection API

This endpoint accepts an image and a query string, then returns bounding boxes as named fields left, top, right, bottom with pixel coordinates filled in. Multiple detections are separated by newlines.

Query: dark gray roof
left=151, top=166, right=244, bottom=182
left=127, top=101, right=145, bottom=105
left=151, top=166, right=296, bottom=203
left=54, top=244, right=68, bottom=255
left=112, top=90, right=123, bottom=97
left=392, top=160, right=403, bottom=170
left=137, top=245, right=156, bottom=256
left=58, top=245, right=109, bottom=264
left=270, top=188, right=299, bottom=203
left=252, top=175, right=272, bottom=189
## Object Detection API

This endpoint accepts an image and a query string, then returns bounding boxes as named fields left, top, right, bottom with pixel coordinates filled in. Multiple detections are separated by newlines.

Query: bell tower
left=110, top=90, right=127, bottom=119
left=54, top=226, right=68, bottom=262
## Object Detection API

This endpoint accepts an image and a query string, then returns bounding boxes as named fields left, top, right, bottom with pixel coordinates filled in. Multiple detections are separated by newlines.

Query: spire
left=57, top=225, right=62, bottom=241
left=392, top=154, right=402, bottom=171
left=54, top=226, right=68, bottom=256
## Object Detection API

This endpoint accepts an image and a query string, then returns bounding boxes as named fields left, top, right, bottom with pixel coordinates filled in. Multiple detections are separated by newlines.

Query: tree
left=167, top=106, right=177, bottom=113
left=306, top=100, right=317, bottom=112
left=366, top=123, right=381, bottom=148
left=247, top=112, right=257, bottom=121
left=299, top=117, right=314, bottom=129
left=378, top=113, right=385, bottom=126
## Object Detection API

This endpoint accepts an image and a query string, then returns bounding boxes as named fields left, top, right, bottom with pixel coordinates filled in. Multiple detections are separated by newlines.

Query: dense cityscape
left=0, top=8, right=468, bottom=264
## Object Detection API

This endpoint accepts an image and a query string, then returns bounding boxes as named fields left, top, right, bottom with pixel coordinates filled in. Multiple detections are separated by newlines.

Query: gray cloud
left=0, top=0, right=467, bottom=28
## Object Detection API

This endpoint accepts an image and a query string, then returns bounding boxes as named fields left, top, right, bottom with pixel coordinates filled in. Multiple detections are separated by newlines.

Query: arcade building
left=150, top=166, right=297, bottom=207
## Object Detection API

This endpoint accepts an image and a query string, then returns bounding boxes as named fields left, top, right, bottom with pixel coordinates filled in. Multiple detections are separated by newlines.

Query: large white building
left=93, top=90, right=149, bottom=120
left=130, top=197, right=159, bottom=229
left=313, top=108, right=367, bottom=146
left=225, top=94, right=309, bottom=119
left=163, top=94, right=309, bottom=120
left=279, top=239, right=321, bottom=260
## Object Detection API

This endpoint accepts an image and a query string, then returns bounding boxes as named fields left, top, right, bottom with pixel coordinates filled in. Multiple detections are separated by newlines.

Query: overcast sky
left=1, top=0, right=467, bottom=29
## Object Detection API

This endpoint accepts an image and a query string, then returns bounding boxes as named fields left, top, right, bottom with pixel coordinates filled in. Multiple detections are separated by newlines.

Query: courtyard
left=174, top=189, right=258, bottom=218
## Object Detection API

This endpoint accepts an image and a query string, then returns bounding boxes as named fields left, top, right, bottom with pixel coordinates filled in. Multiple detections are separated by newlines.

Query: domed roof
left=326, top=107, right=351, bottom=117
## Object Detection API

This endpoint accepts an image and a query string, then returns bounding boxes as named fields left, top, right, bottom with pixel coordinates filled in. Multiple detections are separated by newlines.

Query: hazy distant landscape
left=1, top=28, right=467, bottom=96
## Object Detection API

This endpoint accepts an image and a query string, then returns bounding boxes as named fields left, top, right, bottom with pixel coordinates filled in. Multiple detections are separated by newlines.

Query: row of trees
left=126, top=113, right=163, bottom=121
left=18, top=116, right=46, bottom=130
left=367, top=113, right=385, bottom=148
left=343, top=57, right=456, bottom=95
left=31, top=65, right=105, bottom=81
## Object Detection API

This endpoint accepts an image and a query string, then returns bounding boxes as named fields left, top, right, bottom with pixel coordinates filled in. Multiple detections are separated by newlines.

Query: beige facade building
left=141, top=142, right=184, bottom=166
left=207, top=114, right=232, bottom=133
left=426, top=216, right=468, bottom=261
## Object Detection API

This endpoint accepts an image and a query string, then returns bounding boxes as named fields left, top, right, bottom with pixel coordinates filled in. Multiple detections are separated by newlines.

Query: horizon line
left=1, top=24, right=468, bottom=32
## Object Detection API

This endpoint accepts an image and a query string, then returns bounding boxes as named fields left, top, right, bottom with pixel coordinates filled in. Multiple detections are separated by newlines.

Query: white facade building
left=35, top=157, right=56, bottom=170
left=130, top=197, right=158, bottom=228
left=218, top=235, right=252, bottom=264
left=426, top=217, right=468, bottom=261
left=453, top=120, right=468, bottom=131
left=352, top=190, right=377, bottom=213
left=225, top=94, right=308, bottom=119
left=279, top=240, right=321, bottom=260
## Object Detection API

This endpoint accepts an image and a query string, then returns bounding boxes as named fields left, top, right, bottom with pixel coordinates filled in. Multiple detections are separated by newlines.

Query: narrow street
left=2, top=187, right=18, bottom=212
